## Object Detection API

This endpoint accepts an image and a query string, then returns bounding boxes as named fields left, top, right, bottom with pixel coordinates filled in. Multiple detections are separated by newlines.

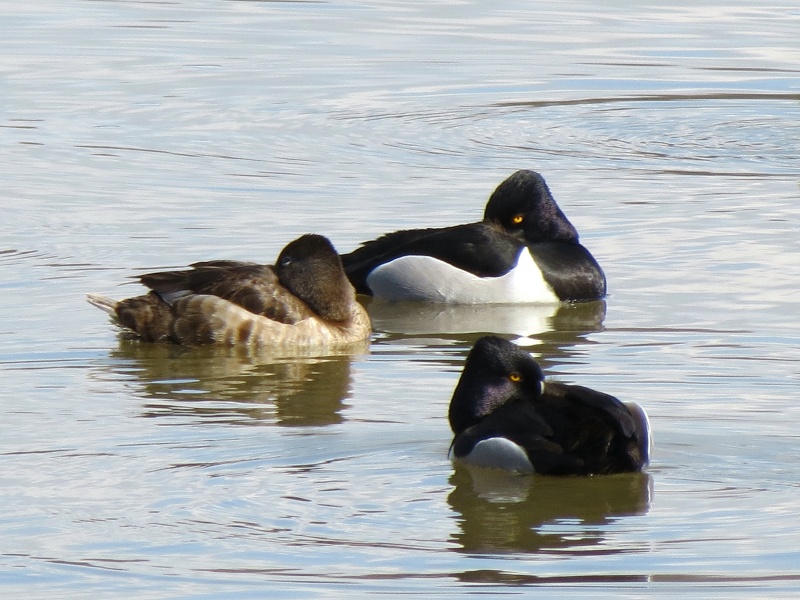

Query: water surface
left=1, top=0, right=799, bottom=597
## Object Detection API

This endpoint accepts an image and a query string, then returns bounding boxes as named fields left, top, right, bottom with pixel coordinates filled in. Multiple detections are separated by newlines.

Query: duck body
left=87, top=234, right=371, bottom=348
left=342, top=170, right=606, bottom=304
left=448, top=336, right=650, bottom=475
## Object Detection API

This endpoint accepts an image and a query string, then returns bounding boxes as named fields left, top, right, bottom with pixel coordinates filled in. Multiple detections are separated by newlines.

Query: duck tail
left=624, top=401, right=652, bottom=468
left=86, top=293, right=119, bottom=316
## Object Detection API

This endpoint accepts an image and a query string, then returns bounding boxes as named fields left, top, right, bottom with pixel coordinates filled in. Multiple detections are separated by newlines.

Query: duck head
left=448, top=335, right=544, bottom=434
left=483, top=170, right=580, bottom=244
left=276, top=234, right=355, bottom=322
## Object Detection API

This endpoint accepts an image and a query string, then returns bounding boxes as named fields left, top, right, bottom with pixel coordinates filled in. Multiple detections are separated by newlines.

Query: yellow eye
left=509, top=372, right=522, bottom=382
left=512, top=214, right=524, bottom=225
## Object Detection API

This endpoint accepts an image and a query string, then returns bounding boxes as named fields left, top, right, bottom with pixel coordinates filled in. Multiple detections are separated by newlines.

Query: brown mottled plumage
left=87, top=234, right=371, bottom=348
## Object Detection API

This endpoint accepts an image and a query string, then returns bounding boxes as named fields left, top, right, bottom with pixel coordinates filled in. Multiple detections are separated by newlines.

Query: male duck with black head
left=87, top=234, right=371, bottom=349
left=448, top=336, right=650, bottom=475
left=342, top=170, right=606, bottom=304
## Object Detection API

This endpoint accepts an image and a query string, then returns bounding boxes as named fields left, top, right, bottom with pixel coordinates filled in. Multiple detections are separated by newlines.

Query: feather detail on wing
left=139, top=261, right=314, bottom=324
left=342, top=223, right=523, bottom=294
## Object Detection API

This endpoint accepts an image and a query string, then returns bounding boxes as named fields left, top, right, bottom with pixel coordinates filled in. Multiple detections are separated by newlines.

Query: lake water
left=2, top=0, right=799, bottom=597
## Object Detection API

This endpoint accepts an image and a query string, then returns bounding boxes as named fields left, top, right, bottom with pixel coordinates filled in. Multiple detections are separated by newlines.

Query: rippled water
left=2, top=0, right=800, bottom=597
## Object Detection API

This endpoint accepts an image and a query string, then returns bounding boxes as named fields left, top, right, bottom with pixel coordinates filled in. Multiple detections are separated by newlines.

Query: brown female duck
left=88, top=234, right=370, bottom=348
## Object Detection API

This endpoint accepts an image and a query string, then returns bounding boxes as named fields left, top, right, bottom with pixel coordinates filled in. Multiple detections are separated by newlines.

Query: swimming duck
left=448, top=336, right=650, bottom=475
left=87, top=234, right=371, bottom=348
left=342, top=170, right=605, bottom=303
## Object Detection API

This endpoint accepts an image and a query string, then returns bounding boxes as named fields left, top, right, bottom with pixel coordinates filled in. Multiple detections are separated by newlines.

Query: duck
left=87, top=234, right=371, bottom=348
left=341, top=170, right=606, bottom=304
left=448, top=336, right=650, bottom=475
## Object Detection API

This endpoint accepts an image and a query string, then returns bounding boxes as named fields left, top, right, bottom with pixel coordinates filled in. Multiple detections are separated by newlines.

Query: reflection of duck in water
left=448, top=466, right=652, bottom=554
left=104, top=340, right=364, bottom=427
left=342, top=170, right=605, bottom=303
left=448, top=336, right=651, bottom=475
left=365, top=297, right=605, bottom=340
left=88, top=234, right=370, bottom=350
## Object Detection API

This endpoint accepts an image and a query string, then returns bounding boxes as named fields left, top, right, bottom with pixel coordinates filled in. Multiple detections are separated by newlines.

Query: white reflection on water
left=365, top=297, right=605, bottom=338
